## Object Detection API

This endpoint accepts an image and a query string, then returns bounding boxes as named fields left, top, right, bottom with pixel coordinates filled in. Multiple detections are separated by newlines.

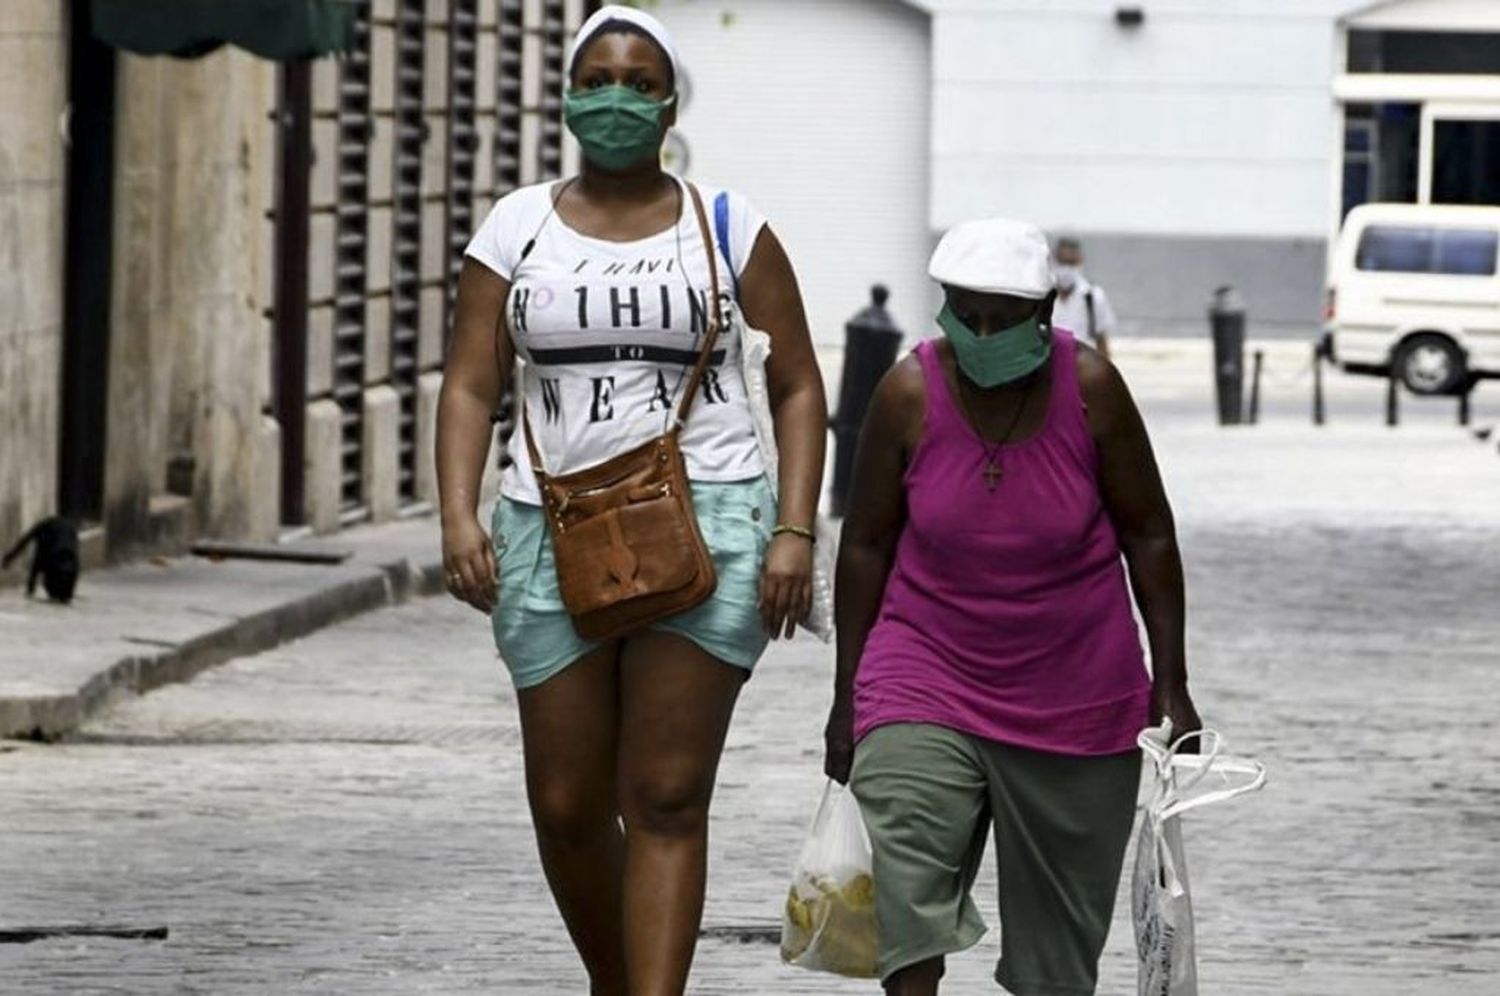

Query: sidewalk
left=0, top=517, right=450, bottom=740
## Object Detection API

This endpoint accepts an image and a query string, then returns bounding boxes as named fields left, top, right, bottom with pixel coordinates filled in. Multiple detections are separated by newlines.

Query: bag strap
left=1139, top=725, right=1267, bottom=821
left=521, top=179, right=723, bottom=479
left=714, top=191, right=740, bottom=302
left=1160, top=756, right=1267, bottom=820
left=676, top=181, right=724, bottom=430
left=1084, top=287, right=1096, bottom=340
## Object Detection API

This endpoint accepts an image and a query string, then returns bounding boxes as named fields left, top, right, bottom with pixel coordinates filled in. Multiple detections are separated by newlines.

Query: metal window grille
left=488, top=0, right=526, bottom=471
left=333, top=8, right=373, bottom=512
left=390, top=0, right=426, bottom=503
left=445, top=0, right=481, bottom=341
left=495, top=0, right=524, bottom=197
left=539, top=1, right=567, bottom=179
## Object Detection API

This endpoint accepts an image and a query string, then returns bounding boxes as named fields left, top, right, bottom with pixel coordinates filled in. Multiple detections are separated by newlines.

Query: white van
left=1325, top=203, right=1500, bottom=395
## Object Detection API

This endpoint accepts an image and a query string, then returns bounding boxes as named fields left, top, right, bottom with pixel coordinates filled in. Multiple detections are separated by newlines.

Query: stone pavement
left=0, top=515, right=452, bottom=739
left=3, top=348, right=1500, bottom=994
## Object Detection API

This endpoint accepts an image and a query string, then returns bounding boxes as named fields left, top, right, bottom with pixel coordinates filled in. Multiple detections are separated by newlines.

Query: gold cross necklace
left=953, top=368, right=1039, bottom=492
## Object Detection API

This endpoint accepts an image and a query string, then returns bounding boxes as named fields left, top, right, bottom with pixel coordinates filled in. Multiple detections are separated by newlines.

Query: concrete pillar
left=310, top=118, right=339, bottom=209
left=424, top=25, right=449, bottom=112
left=420, top=200, right=446, bottom=281
left=249, top=415, right=282, bottom=542
left=416, top=371, right=444, bottom=505
left=371, top=24, right=396, bottom=115
left=520, top=114, right=542, bottom=186
left=419, top=286, right=445, bottom=370
left=366, top=206, right=393, bottom=294
left=0, top=1, right=68, bottom=549
left=304, top=399, right=343, bottom=534
left=308, top=305, right=335, bottom=398
left=362, top=385, right=402, bottom=523
left=364, top=297, right=391, bottom=385
left=369, top=117, right=394, bottom=203
left=421, top=114, right=448, bottom=198
left=309, top=212, right=337, bottom=303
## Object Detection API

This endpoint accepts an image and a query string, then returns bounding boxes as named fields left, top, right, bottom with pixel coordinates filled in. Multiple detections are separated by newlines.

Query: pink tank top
left=853, top=332, right=1151, bottom=756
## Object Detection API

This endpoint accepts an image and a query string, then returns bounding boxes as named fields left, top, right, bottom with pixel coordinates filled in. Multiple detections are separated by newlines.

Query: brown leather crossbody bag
left=518, top=182, right=723, bottom=642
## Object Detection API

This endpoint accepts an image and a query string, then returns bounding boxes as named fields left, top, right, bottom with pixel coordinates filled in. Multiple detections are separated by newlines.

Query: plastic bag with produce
left=780, top=780, right=879, bottom=978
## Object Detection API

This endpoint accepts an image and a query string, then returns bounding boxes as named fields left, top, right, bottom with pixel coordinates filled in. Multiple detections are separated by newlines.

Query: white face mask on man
left=1053, top=264, right=1081, bottom=291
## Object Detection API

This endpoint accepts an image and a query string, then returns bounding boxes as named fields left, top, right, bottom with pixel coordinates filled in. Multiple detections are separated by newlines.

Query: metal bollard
left=1209, top=286, right=1246, bottom=426
left=1248, top=350, right=1264, bottom=425
left=1312, top=342, right=1327, bottom=427
left=831, top=285, right=905, bottom=517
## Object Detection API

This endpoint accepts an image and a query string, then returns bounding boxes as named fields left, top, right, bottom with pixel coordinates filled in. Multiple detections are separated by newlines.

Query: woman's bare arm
left=435, top=259, right=513, bottom=613
left=739, top=227, right=828, bottom=639
left=825, top=357, right=922, bottom=782
left=1081, top=350, right=1202, bottom=740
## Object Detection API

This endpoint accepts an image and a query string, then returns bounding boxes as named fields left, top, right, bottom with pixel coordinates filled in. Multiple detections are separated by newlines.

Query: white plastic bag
left=1134, top=724, right=1266, bottom=996
left=780, top=780, right=879, bottom=978
left=738, top=320, right=837, bottom=641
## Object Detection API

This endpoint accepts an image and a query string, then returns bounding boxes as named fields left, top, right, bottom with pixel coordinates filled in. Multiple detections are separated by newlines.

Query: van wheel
left=1395, top=335, right=1466, bottom=396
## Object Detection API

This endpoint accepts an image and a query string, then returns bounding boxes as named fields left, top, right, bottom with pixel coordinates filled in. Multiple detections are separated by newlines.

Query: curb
left=0, top=555, right=447, bottom=742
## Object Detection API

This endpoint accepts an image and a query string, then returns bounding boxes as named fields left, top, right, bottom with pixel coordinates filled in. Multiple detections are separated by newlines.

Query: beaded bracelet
left=772, top=523, right=816, bottom=543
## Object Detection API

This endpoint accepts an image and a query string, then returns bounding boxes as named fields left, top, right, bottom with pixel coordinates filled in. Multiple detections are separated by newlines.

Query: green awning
left=90, top=0, right=359, bottom=61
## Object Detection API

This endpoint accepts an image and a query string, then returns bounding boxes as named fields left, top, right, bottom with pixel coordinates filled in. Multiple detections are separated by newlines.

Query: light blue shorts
left=490, top=477, right=778, bottom=690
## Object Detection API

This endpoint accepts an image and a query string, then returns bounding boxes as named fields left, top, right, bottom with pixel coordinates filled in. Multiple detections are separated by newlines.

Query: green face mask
left=564, top=86, right=675, bottom=172
left=936, top=303, right=1052, bottom=388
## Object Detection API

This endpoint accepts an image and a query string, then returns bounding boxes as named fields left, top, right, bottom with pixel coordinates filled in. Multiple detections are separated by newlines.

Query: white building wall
left=649, top=0, right=934, bottom=346
left=929, top=0, right=1365, bottom=237
left=925, top=0, right=1373, bottom=334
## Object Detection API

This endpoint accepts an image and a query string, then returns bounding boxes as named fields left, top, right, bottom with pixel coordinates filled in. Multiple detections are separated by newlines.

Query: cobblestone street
left=4, top=368, right=1500, bottom=994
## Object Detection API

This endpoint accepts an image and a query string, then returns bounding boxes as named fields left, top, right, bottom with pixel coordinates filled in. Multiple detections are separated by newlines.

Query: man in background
left=1051, top=236, right=1117, bottom=359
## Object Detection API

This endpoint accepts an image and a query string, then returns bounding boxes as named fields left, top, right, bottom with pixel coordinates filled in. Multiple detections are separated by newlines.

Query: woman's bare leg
left=615, top=631, right=744, bottom=996
left=518, top=644, right=627, bottom=995
left=885, top=956, right=944, bottom=995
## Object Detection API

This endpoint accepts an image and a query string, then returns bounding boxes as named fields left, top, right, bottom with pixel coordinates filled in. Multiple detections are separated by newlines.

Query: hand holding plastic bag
left=1134, top=723, right=1267, bottom=996
left=739, top=321, right=837, bottom=642
left=780, top=780, right=879, bottom=978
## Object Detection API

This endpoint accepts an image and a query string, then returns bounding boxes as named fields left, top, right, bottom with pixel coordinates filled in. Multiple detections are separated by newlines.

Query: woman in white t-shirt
left=435, top=6, right=827, bottom=992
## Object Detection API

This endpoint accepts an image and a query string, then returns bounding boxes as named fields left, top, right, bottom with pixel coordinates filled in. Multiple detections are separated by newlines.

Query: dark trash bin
left=1209, top=286, right=1247, bottom=426
left=831, top=285, right=904, bottom=517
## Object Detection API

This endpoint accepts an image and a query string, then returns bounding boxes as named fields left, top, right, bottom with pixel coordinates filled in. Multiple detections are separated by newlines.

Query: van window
left=1435, top=229, right=1499, bottom=276
left=1356, top=225, right=1499, bottom=276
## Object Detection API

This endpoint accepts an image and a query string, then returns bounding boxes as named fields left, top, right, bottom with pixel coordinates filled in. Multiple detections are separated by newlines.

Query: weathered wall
left=105, top=48, right=276, bottom=555
left=0, top=1, right=68, bottom=559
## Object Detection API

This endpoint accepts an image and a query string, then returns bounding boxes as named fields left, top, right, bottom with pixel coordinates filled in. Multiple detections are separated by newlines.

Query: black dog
left=2, top=517, right=80, bottom=604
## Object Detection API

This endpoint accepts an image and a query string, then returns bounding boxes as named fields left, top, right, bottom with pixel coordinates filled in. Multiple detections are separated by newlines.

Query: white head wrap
left=928, top=218, right=1055, bottom=300
left=567, top=5, right=681, bottom=90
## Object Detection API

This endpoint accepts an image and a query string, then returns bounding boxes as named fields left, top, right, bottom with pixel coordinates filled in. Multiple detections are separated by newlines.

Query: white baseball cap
left=928, top=218, right=1055, bottom=300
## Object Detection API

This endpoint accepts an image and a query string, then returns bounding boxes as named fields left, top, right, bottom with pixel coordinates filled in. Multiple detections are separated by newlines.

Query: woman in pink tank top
left=824, top=220, right=1202, bottom=995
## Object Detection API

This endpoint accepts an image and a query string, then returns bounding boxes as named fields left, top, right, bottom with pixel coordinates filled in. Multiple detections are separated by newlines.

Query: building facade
left=1, top=0, right=593, bottom=582
left=929, top=0, right=1500, bottom=337
left=658, top=0, right=1498, bottom=339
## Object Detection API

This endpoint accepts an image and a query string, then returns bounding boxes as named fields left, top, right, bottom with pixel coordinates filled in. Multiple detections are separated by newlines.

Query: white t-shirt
left=1052, top=276, right=1117, bottom=347
left=465, top=177, right=768, bottom=506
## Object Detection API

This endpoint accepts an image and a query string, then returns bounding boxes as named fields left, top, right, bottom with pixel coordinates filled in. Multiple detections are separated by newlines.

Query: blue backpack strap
left=713, top=190, right=740, bottom=301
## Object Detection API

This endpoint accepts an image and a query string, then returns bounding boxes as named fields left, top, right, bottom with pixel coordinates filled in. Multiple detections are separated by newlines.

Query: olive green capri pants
left=850, top=723, right=1141, bottom=995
